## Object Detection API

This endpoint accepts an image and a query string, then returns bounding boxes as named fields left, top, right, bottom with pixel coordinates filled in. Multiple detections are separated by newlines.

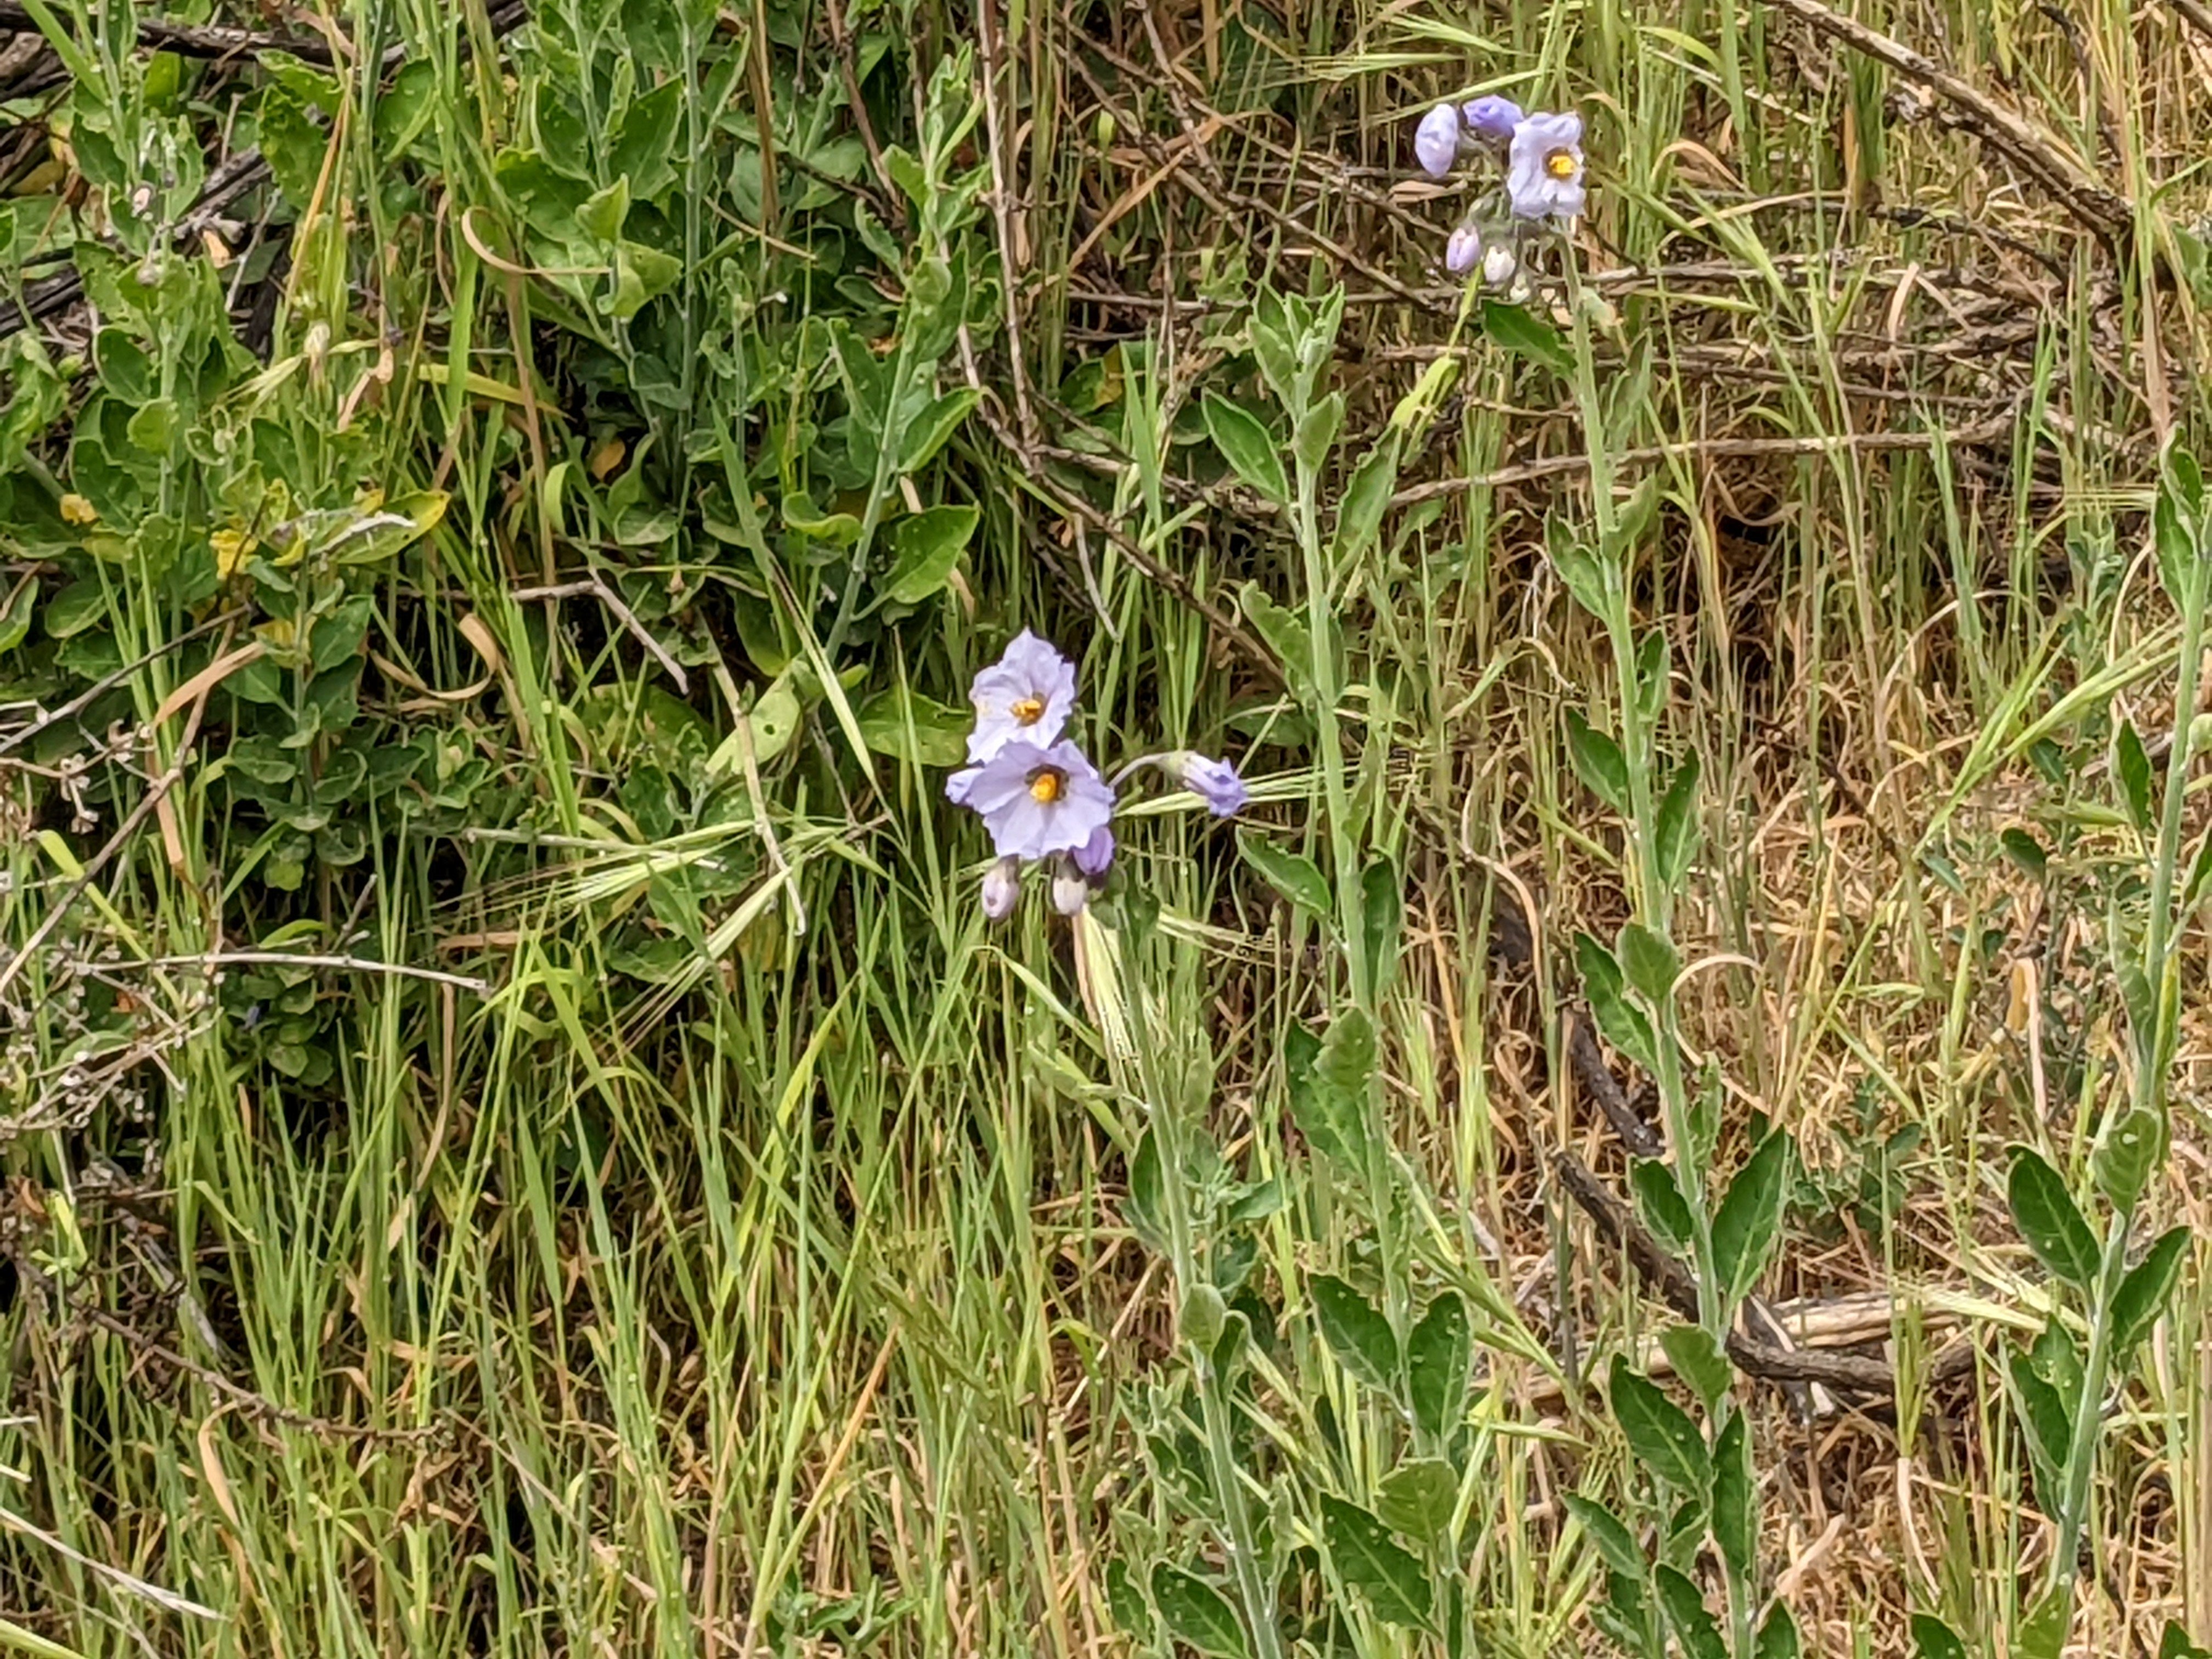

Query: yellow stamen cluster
left=1011, top=696, right=1046, bottom=725
left=1545, top=149, right=1578, bottom=180
left=1029, top=769, right=1064, bottom=804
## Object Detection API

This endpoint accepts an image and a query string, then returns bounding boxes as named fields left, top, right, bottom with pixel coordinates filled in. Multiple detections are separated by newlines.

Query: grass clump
left=1, top=0, right=2209, bottom=1653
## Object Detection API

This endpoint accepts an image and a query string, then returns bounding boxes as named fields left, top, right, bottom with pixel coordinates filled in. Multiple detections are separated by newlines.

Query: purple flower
left=1506, top=111, right=1587, bottom=221
left=955, top=738, right=1117, bottom=860
left=1413, top=103, right=1462, bottom=179
left=1172, top=753, right=1248, bottom=817
left=1072, top=825, right=1115, bottom=877
left=1461, top=95, right=1524, bottom=142
left=964, top=629, right=1077, bottom=763
left=981, top=856, right=1022, bottom=920
left=1444, top=225, right=1483, bottom=275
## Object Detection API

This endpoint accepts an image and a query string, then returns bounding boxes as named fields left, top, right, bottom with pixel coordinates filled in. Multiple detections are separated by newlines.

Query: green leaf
left=1319, top=1494, right=1434, bottom=1628
left=2111, top=1226, right=2190, bottom=1354
left=1634, top=625, right=1670, bottom=726
left=1654, top=1566, right=1727, bottom=1659
left=1315, top=1008, right=1375, bottom=1105
left=1406, top=1291, right=1471, bottom=1440
left=2155, top=459, right=2203, bottom=607
left=2007, top=1147, right=2099, bottom=1289
left=1563, top=1492, right=1645, bottom=1579
left=92, top=329, right=151, bottom=402
left=1238, top=831, right=1330, bottom=917
left=577, top=174, right=631, bottom=242
left=1757, top=1605, right=1802, bottom=1659
left=1654, top=753, right=1702, bottom=888
left=1238, top=583, right=1314, bottom=701
left=2001, top=826, right=2049, bottom=879
left=126, top=397, right=179, bottom=453
left=43, top=578, right=108, bottom=639
left=2117, top=719, right=2154, bottom=831
left=1606, top=1358, right=1709, bottom=1494
left=1309, top=1274, right=1398, bottom=1395
left=1616, top=921, right=1680, bottom=1005
left=1710, top=1407, right=1756, bottom=1579
left=322, top=491, right=450, bottom=565
left=1548, top=531, right=1610, bottom=619
left=1564, top=710, right=1630, bottom=812
left=1629, top=1159, right=1697, bottom=1256
left=1293, top=391, right=1345, bottom=475
left=1660, top=1324, right=1732, bottom=1414
left=2004, top=1346, right=2072, bottom=1493
left=1480, top=298, right=1573, bottom=374
left=1711, top=1130, right=1793, bottom=1308
left=898, top=388, right=980, bottom=472
left=1333, top=432, right=1400, bottom=562
left=2159, top=1619, right=2212, bottom=1659
left=2017, top=1590, right=2069, bottom=1659
left=854, top=686, right=968, bottom=768
left=2092, top=1105, right=2165, bottom=1212
left=1361, top=857, right=1403, bottom=999
left=1149, top=1565, right=1248, bottom=1658
left=1576, top=933, right=1659, bottom=1076
left=1102, top=1559, right=1150, bottom=1638
left=1375, top=1457, right=1459, bottom=1543
left=1911, top=1613, right=1970, bottom=1659
left=883, top=504, right=978, bottom=603
left=1125, top=1126, right=1167, bottom=1256
left=1285, top=1022, right=1363, bottom=1164
left=1202, top=394, right=1289, bottom=505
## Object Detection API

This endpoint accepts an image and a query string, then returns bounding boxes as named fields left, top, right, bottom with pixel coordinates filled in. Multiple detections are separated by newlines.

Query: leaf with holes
left=1376, top=1458, right=1459, bottom=1544
left=1406, top=1291, right=1471, bottom=1440
left=2007, top=1148, right=2098, bottom=1289
left=1607, top=1358, right=1708, bottom=1495
left=1655, top=1567, right=1727, bottom=1659
left=1310, top=1274, right=1398, bottom=1396
left=1150, top=1565, right=1248, bottom=1657
left=1320, top=1495, right=1434, bottom=1628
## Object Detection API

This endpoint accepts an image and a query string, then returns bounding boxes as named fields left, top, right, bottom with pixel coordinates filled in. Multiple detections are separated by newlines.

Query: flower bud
left=1413, top=103, right=1462, bottom=179
left=1444, top=225, right=1483, bottom=275
left=1050, top=861, right=1089, bottom=917
left=981, top=856, right=1022, bottom=920
left=1482, top=242, right=1518, bottom=287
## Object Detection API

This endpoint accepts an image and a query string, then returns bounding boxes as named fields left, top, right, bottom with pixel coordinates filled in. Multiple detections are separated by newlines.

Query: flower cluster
left=945, top=632, right=1247, bottom=919
left=1412, top=94, right=1586, bottom=294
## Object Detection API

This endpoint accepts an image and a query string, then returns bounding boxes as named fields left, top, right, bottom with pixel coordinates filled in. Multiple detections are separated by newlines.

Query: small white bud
left=980, top=857, right=1022, bottom=921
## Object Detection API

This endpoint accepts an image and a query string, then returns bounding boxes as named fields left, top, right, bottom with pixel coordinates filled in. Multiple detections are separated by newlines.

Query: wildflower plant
left=944, top=631, right=1244, bottom=918
left=1409, top=93, right=1588, bottom=296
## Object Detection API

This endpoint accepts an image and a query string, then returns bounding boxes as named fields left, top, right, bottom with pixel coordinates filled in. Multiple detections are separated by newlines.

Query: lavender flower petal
left=1461, top=95, right=1525, bottom=142
left=1505, top=110, right=1587, bottom=221
left=965, top=629, right=1078, bottom=763
left=961, top=738, right=1118, bottom=860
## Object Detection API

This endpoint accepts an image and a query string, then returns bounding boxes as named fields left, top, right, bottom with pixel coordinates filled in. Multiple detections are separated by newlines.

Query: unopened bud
left=981, top=856, right=1021, bottom=921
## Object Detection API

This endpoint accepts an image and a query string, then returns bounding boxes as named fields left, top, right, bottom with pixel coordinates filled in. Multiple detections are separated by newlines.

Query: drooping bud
left=981, top=856, right=1022, bottom=920
left=1445, top=224, right=1483, bottom=275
